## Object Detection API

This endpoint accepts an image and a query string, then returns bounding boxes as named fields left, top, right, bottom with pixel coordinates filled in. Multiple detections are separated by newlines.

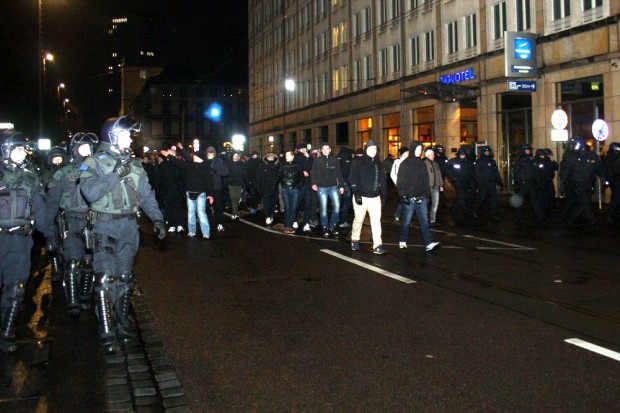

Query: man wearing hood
left=255, top=153, right=280, bottom=225
left=349, top=140, right=387, bottom=254
left=204, top=146, right=229, bottom=232
left=337, top=147, right=354, bottom=228
left=396, top=141, right=440, bottom=252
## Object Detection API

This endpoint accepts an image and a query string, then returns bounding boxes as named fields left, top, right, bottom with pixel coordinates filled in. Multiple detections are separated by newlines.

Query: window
left=392, top=44, right=401, bottom=72
left=409, top=0, right=419, bottom=10
left=392, top=0, right=401, bottom=19
left=583, top=0, right=603, bottom=10
left=340, top=21, right=348, bottom=45
left=379, top=0, right=387, bottom=25
left=332, top=24, right=340, bottom=47
left=465, top=13, right=477, bottom=49
left=447, top=21, right=458, bottom=54
left=363, top=7, right=372, bottom=33
left=553, top=0, right=570, bottom=19
left=516, top=0, right=530, bottom=31
left=410, top=36, right=420, bottom=66
left=354, top=59, right=362, bottom=83
left=340, top=65, right=348, bottom=89
left=493, top=2, right=507, bottom=39
left=380, top=48, right=388, bottom=76
left=162, top=101, right=171, bottom=115
left=364, top=54, right=373, bottom=79
left=424, top=30, right=434, bottom=61
left=353, top=12, right=361, bottom=37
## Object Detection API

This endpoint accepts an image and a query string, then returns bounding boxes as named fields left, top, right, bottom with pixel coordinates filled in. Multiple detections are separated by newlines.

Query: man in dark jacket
left=245, top=151, right=261, bottom=214
left=278, top=150, right=304, bottom=232
left=447, top=148, right=474, bottom=216
left=604, top=142, right=620, bottom=223
left=337, top=147, right=354, bottom=227
left=161, top=143, right=214, bottom=239
left=255, top=153, right=280, bottom=225
left=226, top=151, right=247, bottom=221
left=349, top=140, right=387, bottom=254
left=396, top=141, right=440, bottom=252
left=534, top=148, right=558, bottom=219
left=155, top=152, right=186, bottom=233
left=294, top=144, right=316, bottom=231
left=311, top=143, right=345, bottom=237
left=204, top=147, right=229, bottom=232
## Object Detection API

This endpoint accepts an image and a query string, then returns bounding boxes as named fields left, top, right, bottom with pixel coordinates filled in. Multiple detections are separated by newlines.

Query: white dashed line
left=461, top=234, right=535, bottom=250
left=565, top=338, right=620, bottom=362
left=320, top=249, right=416, bottom=284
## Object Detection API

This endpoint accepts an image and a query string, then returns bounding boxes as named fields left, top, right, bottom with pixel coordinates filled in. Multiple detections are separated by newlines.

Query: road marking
left=461, top=234, right=535, bottom=250
left=320, top=249, right=416, bottom=284
left=565, top=338, right=620, bottom=362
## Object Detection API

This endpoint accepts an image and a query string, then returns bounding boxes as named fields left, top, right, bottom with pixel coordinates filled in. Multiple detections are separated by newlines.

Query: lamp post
left=57, top=82, right=65, bottom=101
left=283, top=78, right=295, bottom=151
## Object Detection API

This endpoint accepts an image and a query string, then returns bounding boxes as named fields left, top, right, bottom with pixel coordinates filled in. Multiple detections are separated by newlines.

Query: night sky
left=0, top=0, right=248, bottom=138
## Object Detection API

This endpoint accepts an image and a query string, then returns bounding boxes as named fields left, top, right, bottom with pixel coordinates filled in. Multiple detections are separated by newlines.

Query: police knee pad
left=118, top=271, right=134, bottom=284
left=66, top=258, right=80, bottom=273
left=94, top=272, right=114, bottom=291
left=4, top=283, right=26, bottom=303
left=82, top=255, right=93, bottom=271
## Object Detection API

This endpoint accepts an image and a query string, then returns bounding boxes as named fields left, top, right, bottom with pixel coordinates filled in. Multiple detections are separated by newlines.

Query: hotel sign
left=440, top=68, right=476, bottom=85
left=505, top=32, right=537, bottom=77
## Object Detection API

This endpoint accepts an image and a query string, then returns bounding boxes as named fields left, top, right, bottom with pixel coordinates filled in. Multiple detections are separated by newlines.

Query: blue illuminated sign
left=508, top=80, right=536, bottom=92
left=514, top=38, right=533, bottom=60
left=440, top=68, right=476, bottom=85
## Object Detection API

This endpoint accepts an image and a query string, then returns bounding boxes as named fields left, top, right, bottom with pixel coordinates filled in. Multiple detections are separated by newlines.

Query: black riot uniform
left=472, top=146, right=503, bottom=219
left=513, top=144, right=544, bottom=222
left=447, top=148, right=474, bottom=216
left=560, top=137, right=601, bottom=227
left=534, top=149, right=559, bottom=219
left=79, top=117, right=166, bottom=352
left=0, top=131, right=55, bottom=352
left=46, top=133, right=100, bottom=317
left=604, top=142, right=620, bottom=223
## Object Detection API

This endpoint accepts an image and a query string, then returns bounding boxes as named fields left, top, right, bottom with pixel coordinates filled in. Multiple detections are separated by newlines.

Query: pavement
left=0, top=188, right=616, bottom=412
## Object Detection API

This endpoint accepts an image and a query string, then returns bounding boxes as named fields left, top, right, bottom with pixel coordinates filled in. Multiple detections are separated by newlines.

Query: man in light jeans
left=311, top=143, right=345, bottom=238
left=187, top=192, right=213, bottom=238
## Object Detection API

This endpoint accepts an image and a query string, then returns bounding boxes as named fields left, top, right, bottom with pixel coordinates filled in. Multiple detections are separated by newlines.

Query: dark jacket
left=310, top=154, right=344, bottom=188
left=226, top=159, right=247, bottom=187
left=166, top=153, right=214, bottom=196
left=396, top=142, right=431, bottom=198
left=474, top=154, right=502, bottom=185
left=203, top=156, right=229, bottom=192
left=255, top=154, right=280, bottom=195
left=336, top=147, right=354, bottom=183
left=349, top=153, right=387, bottom=199
left=155, top=158, right=186, bottom=195
left=294, top=151, right=313, bottom=186
left=278, top=161, right=304, bottom=189
left=245, top=155, right=261, bottom=186
left=447, top=151, right=474, bottom=187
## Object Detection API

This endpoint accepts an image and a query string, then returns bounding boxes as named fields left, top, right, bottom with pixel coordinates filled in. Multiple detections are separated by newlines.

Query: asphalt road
left=133, top=204, right=620, bottom=413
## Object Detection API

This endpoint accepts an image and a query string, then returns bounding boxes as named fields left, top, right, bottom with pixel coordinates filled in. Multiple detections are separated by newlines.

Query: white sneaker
left=167, top=226, right=176, bottom=233
left=425, top=242, right=441, bottom=252
left=265, top=217, right=273, bottom=225
left=399, top=242, right=407, bottom=249
left=177, top=226, right=185, bottom=232
left=203, top=234, right=210, bottom=239
left=187, top=232, right=196, bottom=238
left=292, top=221, right=298, bottom=229
left=217, top=224, right=225, bottom=232
left=302, top=223, right=311, bottom=232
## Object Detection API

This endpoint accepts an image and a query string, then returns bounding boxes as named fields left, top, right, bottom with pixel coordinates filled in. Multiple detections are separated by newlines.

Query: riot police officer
left=447, top=148, right=474, bottom=217
left=46, top=132, right=100, bottom=318
left=472, top=146, right=503, bottom=220
left=0, top=131, right=55, bottom=352
left=604, top=142, right=620, bottom=223
left=513, top=144, right=544, bottom=222
left=44, top=146, right=70, bottom=281
left=79, top=117, right=166, bottom=353
left=560, top=137, right=601, bottom=228
left=534, top=148, right=559, bottom=219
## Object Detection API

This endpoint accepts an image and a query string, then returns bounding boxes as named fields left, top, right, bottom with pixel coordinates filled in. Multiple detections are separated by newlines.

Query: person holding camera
left=396, top=141, right=440, bottom=252
left=349, top=140, right=387, bottom=254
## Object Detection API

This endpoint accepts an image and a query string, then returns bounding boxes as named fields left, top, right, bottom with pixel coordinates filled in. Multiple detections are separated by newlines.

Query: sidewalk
left=0, top=237, right=190, bottom=413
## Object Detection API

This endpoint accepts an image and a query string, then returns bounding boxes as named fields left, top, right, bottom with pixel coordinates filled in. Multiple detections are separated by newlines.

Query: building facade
left=248, top=0, right=620, bottom=185
left=130, top=73, right=249, bottom=153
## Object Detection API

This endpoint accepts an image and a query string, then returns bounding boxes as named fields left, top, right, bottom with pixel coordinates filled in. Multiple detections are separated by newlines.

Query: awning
left=403, top=81, right=479, bottom=102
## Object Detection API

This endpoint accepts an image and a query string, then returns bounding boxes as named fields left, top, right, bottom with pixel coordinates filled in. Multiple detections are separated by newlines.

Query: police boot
left=0, top=283, right=26, bottom=353
left=115, top=272, right=138, bottom=341
left=63, top=259, right=81, bottom=319
left=94, top=272, right=117, bottom=354
left=79, top=256, right=94, bottom=311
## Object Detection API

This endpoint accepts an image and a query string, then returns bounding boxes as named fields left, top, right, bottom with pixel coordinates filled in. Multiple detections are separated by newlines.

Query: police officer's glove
left=114, top=160, right=131, bottom=178
left=354, top=194, right=363, bottom=205
left=46, top=236, right=58, bottom=253
left=153, top=220, right=166, bottom=240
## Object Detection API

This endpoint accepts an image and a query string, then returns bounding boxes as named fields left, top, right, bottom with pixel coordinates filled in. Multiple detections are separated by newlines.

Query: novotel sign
left=440, top=68, right=476, bottom=85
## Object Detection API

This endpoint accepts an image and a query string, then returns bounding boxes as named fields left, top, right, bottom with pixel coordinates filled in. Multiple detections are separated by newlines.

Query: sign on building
left=504, top=32, right=537, bottom=78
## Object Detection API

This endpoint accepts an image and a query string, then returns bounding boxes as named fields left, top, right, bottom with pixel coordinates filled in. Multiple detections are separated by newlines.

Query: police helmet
left=480, top=145, right=492, bottom=153
left=456, top=147, right=467, bottom=156
left=608, top=142, right=620, bottom=152
left=100, top=116, right=141, bottom=147
left=47, top=146, right=68, bottom=168
left=521, top=144, right=532, bottom=152
left=69, top=132, right=99, bottom=159
left=534, top=149, right=546, bottom=158
left=570, top=136, right=586, bottom=151
left=435, top=144, right=445, bottom=153
left=0, top=130, right=34, bottom=162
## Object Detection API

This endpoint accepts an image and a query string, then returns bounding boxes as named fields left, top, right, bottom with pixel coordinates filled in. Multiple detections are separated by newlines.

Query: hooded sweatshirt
left=396, top=141, right=431, bottom=198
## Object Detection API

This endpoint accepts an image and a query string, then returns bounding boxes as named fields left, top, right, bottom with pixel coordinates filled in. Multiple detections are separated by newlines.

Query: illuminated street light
left=232, top=134, right=246, bottom=151
left=285, top=78, right=296, bottom=91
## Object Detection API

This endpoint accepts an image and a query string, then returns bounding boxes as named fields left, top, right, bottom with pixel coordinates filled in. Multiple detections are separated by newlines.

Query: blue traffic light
left=206, top=103, right=222, bottom=121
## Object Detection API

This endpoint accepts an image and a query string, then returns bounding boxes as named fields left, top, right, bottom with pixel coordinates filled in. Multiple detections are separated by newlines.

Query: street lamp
left=57, top=82, right=65, bottom=101
left=38, top=51, right=54, bottom=138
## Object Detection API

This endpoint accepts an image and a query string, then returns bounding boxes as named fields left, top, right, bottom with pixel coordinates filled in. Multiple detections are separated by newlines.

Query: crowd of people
left=2, top=120, right=620, bottom=354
